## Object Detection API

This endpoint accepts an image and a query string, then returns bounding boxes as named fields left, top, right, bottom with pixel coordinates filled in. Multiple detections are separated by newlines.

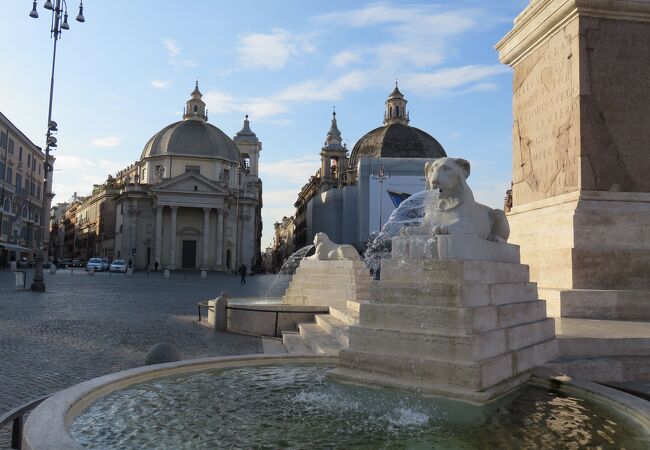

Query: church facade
left=62, top=83, right=263, bottom=271
left=292, top=84, right=447, bottom=251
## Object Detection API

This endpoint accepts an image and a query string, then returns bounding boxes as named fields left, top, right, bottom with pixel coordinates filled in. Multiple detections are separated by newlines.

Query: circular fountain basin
left=24, top=355, right=650, bottom=449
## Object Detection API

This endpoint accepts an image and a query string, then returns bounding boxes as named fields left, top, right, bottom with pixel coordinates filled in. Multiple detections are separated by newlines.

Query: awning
left=0, top=242, right=32, bottom=252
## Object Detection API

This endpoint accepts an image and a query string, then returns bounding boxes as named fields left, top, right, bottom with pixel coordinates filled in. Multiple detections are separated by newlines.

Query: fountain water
left=263, top=245, right=315, bottom=299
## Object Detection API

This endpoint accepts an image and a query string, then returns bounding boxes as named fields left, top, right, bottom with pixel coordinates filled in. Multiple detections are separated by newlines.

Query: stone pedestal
left=330, top=235, right=556, bottom=404
left=496, top=0, right=650, bottom=315
left=283, top=260, right=371, bottom=309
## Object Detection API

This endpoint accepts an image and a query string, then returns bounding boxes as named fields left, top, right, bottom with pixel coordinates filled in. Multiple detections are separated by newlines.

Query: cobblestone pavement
left=0, top=268, right=285, bottom=445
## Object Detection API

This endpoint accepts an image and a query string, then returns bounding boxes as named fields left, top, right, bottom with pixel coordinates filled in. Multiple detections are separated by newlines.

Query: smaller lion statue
left=404, top=158, right=510, bottom=242
left=308, top=232, right=360, bottom=260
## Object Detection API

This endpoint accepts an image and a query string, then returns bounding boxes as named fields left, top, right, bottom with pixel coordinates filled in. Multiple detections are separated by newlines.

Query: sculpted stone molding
left=308, top=232, right=360, bottom=260
left=405, top=158, right=510, bottom=242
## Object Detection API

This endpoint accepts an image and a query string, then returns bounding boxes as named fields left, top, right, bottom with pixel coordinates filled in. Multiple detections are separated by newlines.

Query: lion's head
left=313, top=232, right=328, bottom=245
left=424, top=158, right=472, bottom=210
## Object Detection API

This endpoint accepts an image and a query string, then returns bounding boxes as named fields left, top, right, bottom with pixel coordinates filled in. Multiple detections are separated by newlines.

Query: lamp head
left=76, top=2, right=84, bottom=22
left=48, top=121, right=58, bottom=132
left=61, top=13, right=70, bottom=30
left=44, top=0, right=54, bottom=11
left=29, top=1, right=39, bottom=18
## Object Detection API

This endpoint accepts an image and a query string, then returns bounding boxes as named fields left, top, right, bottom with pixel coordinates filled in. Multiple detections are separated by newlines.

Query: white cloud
left=54, top=155, right=96, bottom=172
left=237, top=28, right=315, bottom=71
left=150, top=79, right=171, bottom=90
left=91, top=136, right=122, bottom=148
left=162, top=38, right=198, bottom=69
left=259, top=156, right=320, bottom=183
left=330, top=50, right=362, bottom=68
left=403, top=65, right=508, bottom=96
left=163, top=38, right=180, bottom=58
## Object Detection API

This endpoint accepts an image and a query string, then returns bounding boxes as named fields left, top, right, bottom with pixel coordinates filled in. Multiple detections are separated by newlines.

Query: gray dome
left=349, top=123, right=446, bottom=168
left=141, top=120, right=240, bottom=161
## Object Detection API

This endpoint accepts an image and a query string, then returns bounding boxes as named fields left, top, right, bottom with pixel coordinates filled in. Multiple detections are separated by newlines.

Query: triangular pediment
left=152, top=172, right=228, bottom=194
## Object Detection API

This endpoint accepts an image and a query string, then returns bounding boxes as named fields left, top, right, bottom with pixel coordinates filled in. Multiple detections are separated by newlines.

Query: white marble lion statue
left=308, top=232, right=360, bottom=260
left=404, top=157, right=510, bottom=242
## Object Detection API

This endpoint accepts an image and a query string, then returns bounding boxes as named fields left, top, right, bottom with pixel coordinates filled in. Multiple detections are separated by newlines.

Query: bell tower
left=183, top=81, right=208, bottom=122
left=233, top=115, right=261, bottom=178
left=383, top=82, right=409, bottom=126
left=320, top=109, right=348, bottom=185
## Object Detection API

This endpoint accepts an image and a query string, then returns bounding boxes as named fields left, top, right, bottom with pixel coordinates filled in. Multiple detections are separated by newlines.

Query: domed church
left=112, top=83, right=262, bottom=271
left=291, top=83, right=446, bottom=250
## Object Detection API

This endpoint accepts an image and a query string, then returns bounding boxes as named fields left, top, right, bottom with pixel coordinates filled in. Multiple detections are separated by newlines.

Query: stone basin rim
left=23, top=354, right=650, bottom=450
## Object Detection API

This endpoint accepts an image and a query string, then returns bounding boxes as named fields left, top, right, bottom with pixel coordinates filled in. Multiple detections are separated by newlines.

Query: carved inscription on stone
left=512, top=21, right=580, bottom=204
left=581, top=19, right=650, bottom=192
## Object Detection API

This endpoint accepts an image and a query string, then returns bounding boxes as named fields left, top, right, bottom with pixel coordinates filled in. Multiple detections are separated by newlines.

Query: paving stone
left=0, top=269, right=278, bottom=447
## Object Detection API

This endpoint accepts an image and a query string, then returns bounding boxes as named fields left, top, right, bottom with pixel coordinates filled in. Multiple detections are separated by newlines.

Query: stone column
left=215, top=209, right=223, bottom=269
left=154, top=206, right=163, bottom=268
left=167, top=206, right=178, bottom=270
left=201, top=207, right=210, bottom=270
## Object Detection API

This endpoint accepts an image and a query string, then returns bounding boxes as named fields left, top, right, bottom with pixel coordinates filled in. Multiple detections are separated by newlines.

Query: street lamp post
left=372, top=163, right=390, bottom=232
left=29, top=0, right=85, bottom=292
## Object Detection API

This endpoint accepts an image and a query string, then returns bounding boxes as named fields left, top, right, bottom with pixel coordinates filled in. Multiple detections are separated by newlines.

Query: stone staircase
left=282, top=299, right=362, bottom=355
left=281, top=259, right=370, bottom=355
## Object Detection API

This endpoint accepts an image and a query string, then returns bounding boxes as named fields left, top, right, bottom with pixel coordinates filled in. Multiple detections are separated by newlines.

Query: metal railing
left=0, top=395, right=51, bottom=449
left=197, top=302, right=328, bottom=338
left=227, top=306, right=330, bottom=338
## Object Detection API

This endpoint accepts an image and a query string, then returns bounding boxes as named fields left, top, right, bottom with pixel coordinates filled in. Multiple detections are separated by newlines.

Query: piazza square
left=2, top=1, right=650, bottom=449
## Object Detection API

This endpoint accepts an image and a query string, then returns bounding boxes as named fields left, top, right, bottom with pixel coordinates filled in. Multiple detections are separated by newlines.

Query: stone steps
left=339, top=338, right=555, bottom=392
left=370, top=281, right=539, bottom=308
left=380, top=259, right=530, bottom=284
left=359, top=301, right=547, bottom=334
left=348, top=318, right=555, bottom=361
left=282, top=331, right=314, bottom=354
left=555, top=318, right=650, bottom=357
left=330, top=306, right=360, bottom=326
left=541, top=288, right=650, bottom=321
left=315, top=314, right=350, bottom=347
left=299, top=323, right=343, bottom=355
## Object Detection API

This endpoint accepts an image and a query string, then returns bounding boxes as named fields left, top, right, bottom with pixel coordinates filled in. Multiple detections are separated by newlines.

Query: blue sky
left=1, top=0, right=528, bottom=248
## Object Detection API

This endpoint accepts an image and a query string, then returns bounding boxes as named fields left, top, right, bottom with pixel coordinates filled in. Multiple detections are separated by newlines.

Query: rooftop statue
left=403, top=158, right=510, bottom=242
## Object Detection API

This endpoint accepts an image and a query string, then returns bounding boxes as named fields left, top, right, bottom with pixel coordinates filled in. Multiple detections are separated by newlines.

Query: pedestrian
left=239, top=264, right=247, bottom=285
left=154, top=260, right=159, bottom=272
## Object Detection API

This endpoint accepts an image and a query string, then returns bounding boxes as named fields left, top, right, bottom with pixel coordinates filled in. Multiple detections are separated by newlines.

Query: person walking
left=154, top=260, right=159, bottom=272
left=239, top=264, right=247, bottom=285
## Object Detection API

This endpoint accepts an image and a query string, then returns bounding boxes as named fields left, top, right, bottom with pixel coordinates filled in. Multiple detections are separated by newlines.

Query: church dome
left=349, top=84, right=446, bottom=168
left=141, top=120, right=240, bottom=161
left=140, top=82, right=240, bottom=161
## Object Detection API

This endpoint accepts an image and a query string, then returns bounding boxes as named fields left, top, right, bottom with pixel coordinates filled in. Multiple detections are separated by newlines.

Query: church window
left=185, top=165, right=200, bottom=174
left=223, top=169, right=230, bottom=183
left=389, top=106, right=393, bottom=117
left=194, top=185, right=198, bottom=191
left=194, top=105, right=198, bottom=113
left=396, top=106, right=400, bottom=117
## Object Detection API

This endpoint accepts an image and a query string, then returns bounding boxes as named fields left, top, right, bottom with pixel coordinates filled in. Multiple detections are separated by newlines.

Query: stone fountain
left=330, top=158, right=557, bottom=403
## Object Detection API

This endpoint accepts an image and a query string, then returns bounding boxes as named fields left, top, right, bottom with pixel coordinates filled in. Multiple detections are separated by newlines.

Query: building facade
left=52, top=83, right=263, bottom=271
left=0, top=111, right=47, bottom=267
left=292, top=84, right=447, bottom=252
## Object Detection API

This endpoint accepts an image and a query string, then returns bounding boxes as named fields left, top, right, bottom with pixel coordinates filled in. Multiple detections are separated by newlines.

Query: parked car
left=59, top=259, right=72, bottom=268
left=109, top=260, right=128, bottom=273
left=72, top=259, right=83, bottom=268
left=101, top=258, right=109, bottom=271
left=86, top=258, right=104, bottom=272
